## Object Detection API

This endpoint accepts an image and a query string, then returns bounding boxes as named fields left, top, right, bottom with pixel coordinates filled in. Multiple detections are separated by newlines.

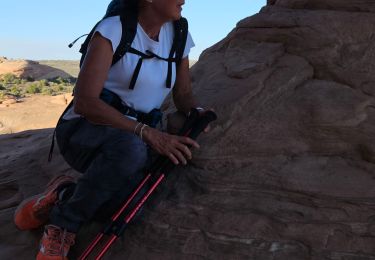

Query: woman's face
left=153, top=0, right=185, bottom=21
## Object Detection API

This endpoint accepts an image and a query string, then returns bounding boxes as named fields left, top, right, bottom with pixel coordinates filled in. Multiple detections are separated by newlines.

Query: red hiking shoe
left=37, top=225, right=75, bottom=260
left=14, top=175, right=75, bottom=230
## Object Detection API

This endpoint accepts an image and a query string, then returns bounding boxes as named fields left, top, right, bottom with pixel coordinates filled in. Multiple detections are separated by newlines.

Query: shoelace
left=44, top=226, right=75, bottom=257
left=60, top=229, right=75, bottom=257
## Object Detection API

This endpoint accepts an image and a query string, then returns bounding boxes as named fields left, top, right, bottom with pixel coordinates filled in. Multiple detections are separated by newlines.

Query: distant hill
left=38, top=60, right=198, bottom=76
left=39, top=60, right=198, bottom=75
left=0, top=58, right=74, bottom=80
left=38, top=60, right=80, bottom=78
left=0, top=58, right=197, bottom=81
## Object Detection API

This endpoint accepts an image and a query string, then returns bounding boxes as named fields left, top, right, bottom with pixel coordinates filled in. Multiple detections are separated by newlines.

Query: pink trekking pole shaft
left=79, top=108, right=205, bottom=259
left=92, top=111, right=217, bottom=260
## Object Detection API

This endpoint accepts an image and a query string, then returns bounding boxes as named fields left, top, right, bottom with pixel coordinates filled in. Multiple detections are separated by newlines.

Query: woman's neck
left=138, top=7, right=166, bottom=41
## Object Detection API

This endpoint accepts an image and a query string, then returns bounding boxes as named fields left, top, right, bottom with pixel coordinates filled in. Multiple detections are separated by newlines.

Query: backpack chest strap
left=127, top=47, right=177, bottom=90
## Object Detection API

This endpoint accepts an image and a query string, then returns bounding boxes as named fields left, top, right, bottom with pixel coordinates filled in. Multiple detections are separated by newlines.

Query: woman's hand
left=142, top=127, right=200, bottom=165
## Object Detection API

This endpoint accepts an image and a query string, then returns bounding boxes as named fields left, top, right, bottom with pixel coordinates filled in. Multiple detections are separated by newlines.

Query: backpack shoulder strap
left=164, top=17, right=188, bottom=88
left=78, top=12, right=138, bottom=68
left=112, top=12, right=138, bottom=66
left=174, top=17, right=189, bottom=65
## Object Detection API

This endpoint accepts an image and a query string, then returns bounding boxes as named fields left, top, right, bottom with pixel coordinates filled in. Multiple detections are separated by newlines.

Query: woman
left=14, top=0, right=210, bottom=259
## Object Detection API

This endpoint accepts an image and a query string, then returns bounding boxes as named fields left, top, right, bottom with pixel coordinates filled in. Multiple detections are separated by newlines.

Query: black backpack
left=48, top=0, right=189, bottom=162
left=73, top=0, right=188, bottom=89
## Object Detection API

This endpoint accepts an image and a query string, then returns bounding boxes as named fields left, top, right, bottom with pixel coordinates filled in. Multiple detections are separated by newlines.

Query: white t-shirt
left=63, top=16, right=195, bottom=120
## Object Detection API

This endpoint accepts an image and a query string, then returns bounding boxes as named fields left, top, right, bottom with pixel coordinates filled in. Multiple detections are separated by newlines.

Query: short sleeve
left=93, top=16, right=122, bottom=52
left=182, top=31, right=195, bottom=58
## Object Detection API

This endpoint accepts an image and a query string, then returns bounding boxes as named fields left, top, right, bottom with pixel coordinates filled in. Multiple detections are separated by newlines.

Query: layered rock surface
left=1, top=1, right=375, bottom=259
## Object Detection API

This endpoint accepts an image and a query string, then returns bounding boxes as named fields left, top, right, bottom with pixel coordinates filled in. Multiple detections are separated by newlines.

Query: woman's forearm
left=173, top=90, right=199, bottom=115
left=74, top=96, right=140, bottom=133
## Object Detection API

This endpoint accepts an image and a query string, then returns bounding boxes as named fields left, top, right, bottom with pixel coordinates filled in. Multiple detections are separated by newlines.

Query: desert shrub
left=41, top=86, right=54, bottom=95
left=0, top=76, right=73, bottom=97
left=50, top=76, right=75, bottom=86
left=9, top=86, right=22, bottom=97
left=1, top=73, right=23, bottom=84
left=51, top=84, right=63, bottom=92
left=59, top=85, right=74, bottom=93
left=1, top=73, right=17, bottom=84
left=40, top=79, right=49, bottom=86
left=48, top=83, right=73, bottom=94
left=54, top=77, right=65, bottom=84
left=65, top=85, right=74, bottom=92
left=0, top=91, right=5, bottom=100
left=26, top=84, right=41, bottom=94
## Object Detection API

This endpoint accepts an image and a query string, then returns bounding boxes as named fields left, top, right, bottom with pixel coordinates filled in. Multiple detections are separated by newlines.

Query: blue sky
left=0, top=0, right=266, bottom=60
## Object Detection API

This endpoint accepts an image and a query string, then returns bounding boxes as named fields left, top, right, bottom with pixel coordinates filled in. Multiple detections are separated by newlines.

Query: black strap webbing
left=48, top=99, right=74, bottom=162
left=175, top=18, right=189, bottom=66
left=112, top=12, right=137, bottom=66
left=127, top=48, right=177, bottom=90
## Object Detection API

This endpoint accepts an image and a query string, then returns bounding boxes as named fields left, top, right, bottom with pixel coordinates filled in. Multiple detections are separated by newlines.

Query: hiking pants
left=50, top=118, right=152, bottom=233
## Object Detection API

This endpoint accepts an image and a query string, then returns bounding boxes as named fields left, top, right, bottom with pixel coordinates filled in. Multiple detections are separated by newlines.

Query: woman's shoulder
left=99, top=15, right=121, bottom=28
left=95, top=16, right=122, bottom=52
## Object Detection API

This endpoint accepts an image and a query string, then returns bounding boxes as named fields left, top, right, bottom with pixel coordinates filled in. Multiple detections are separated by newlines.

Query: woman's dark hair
left=105, top=0, right=139, bottom=17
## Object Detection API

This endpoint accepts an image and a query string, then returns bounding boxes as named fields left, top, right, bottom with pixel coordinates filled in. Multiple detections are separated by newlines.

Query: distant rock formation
left=1, top=1, right=375, bottom=259
left=268, top=0, right=375, bottom=12
left=0, top=58, right=72, bottom=80
left=0, top=57, right=8, bottom=63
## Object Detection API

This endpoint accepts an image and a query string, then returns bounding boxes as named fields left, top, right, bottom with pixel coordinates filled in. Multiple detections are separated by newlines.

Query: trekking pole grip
left=178, top=108, right=200, bottom=136
left=188, top=111, right=217, bottom=140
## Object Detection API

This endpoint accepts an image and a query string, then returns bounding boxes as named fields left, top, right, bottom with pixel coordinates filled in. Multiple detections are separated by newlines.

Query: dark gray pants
left=50, top=118, right=152, bottom=233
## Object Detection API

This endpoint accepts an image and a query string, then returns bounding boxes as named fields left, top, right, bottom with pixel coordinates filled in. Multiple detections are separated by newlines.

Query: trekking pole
left=93, top=111, right=217, bottom=260
left=78, top=108, right=204, bottom=260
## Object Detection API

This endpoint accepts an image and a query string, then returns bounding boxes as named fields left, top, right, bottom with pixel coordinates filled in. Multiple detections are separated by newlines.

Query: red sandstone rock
left=1, top=1, right=375, bottom=259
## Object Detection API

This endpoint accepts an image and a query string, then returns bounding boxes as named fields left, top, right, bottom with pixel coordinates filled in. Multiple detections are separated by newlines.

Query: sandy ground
left=0, top=94, right=73, bottom=134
